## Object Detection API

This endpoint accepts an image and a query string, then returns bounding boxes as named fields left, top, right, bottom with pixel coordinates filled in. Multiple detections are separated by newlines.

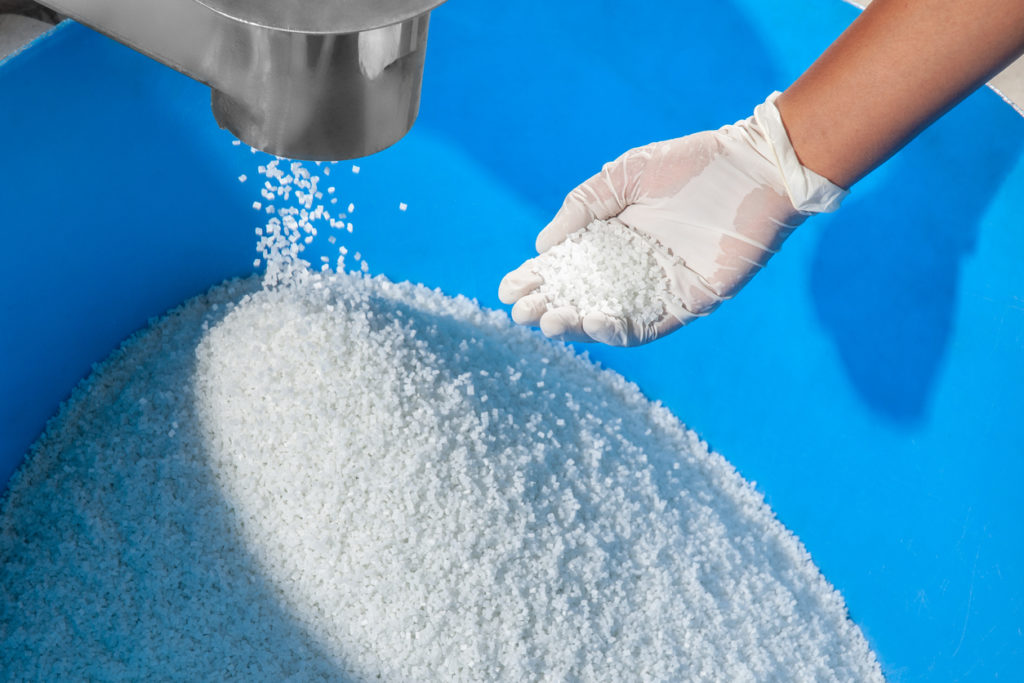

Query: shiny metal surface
left=196, top=0, right=446, bottom=34
left=210, top=15, right=430, bottom=159
left=35, top=0, right=444, bottom=159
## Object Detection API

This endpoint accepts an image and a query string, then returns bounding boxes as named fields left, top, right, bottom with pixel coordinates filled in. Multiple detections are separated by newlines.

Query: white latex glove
left=498, top=92, right=848, bottom=346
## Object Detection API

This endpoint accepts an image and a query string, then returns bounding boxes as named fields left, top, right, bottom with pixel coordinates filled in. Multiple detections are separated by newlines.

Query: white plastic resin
left=0, top=156, right=880, bottom=681
left=531, top=218, right=672, bottom=328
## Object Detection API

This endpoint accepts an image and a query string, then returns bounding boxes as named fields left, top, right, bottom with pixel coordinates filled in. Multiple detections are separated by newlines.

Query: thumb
left=581, top=311, right=686, bottom=347
left=536, top=153, right=639, bottom=253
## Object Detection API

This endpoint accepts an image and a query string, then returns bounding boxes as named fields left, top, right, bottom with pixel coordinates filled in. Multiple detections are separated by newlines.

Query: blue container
left=2, top=1, right=1022, bottom=679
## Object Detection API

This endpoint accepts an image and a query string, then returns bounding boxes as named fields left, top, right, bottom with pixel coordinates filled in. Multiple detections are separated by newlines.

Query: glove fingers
left=498, top=260, right=543, bottom=305
left=539, top=306, right=592, bottom=343
left=511, top=293, right=549, bottom=326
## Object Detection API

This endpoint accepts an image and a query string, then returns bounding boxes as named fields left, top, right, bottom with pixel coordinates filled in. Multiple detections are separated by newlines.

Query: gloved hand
left=498, top=92, right=849, bottom=346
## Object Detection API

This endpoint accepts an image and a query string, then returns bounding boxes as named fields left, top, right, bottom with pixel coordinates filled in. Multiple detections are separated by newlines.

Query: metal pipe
left=36, top=0, right=447, bottom=159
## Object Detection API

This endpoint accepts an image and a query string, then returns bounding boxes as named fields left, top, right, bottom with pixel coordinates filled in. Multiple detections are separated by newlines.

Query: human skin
left=776, top=0, right=1024, bottom=189
left=500, top=0, right=1024, bottom=346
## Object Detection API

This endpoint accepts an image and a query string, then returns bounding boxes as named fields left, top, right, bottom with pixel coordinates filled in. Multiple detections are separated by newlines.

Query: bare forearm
left=776, top=0, right=1024, bottom=188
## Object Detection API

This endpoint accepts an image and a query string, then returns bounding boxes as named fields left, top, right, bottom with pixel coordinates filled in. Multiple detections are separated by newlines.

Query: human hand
left=498, top=92, right=848, bottom=346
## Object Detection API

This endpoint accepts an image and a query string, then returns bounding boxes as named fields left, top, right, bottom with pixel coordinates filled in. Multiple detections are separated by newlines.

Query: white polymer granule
left=0, top=154, right=879, bottom=681
left=531, top=218, right=673, bottom=326
left=0, top=267, right=882, bottom=681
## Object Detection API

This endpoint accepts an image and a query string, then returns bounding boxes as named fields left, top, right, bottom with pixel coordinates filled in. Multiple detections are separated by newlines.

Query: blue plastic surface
left=2, top=2, right=1022, bottom=679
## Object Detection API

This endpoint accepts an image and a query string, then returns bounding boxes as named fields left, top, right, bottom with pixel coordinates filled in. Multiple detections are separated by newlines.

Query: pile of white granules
left=0, top=158, right=882, bottom=681
left=531, top=218, right=672, bottom=326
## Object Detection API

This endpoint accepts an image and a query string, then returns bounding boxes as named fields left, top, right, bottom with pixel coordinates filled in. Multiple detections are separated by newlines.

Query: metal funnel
left=36, top=0, right=448, bottom=159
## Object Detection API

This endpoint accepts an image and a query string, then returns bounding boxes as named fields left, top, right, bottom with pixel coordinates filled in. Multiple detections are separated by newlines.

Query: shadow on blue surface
left=810, top=95, right=1024, bottom=423
left=0, top=23, right=254, bottom=487
left=419, top=0, right=779, bottom=216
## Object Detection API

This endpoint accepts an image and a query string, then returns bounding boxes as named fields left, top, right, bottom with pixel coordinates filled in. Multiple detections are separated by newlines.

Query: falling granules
left=0, top=156, right=882, bottom=681
left=531, top=218, right=673, bottom=326
left=252, top=158, right=364, bottom=285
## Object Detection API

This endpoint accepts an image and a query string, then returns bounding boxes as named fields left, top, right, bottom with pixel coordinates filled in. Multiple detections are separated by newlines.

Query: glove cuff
left=754, top=91, right=849, bottom=214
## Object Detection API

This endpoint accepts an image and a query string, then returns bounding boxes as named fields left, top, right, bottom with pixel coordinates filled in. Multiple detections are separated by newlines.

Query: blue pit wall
left=1, top=2, right=1022, bottom=679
